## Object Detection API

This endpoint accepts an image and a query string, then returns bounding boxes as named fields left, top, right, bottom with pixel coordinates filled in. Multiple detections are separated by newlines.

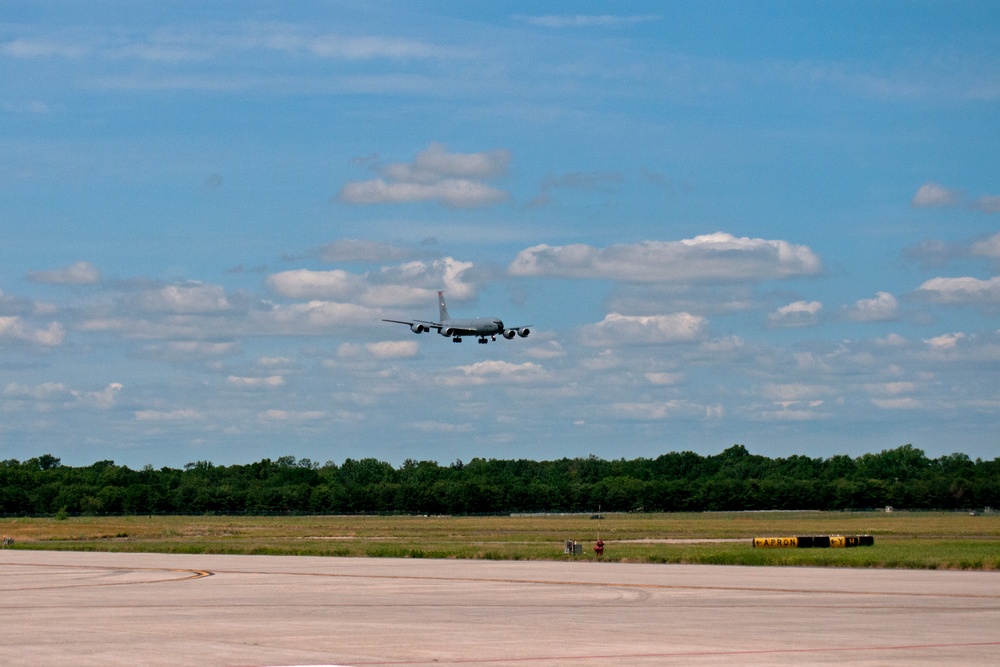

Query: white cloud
left=911, top=182, right=961, bottom=207
left=844, top=291, right=898, bottom=322
left=163, top=341, right=238, bottom=357
left=376, top=258, right=476, bottom=301
left=583, top=349, right=622, bottom=371
left=437, top=360, right=546, bottom=387
left=303, top=35, right=449, bottom=61
left=456, top=360, right=538, bottom=374
left=758, top=407, right=828, bottom=421
left=363, top=284, right=428, bottom=308
left=71, top=383, right=123, bottom=409
left=33, top=301, right=57, bottom=316
left=645, top=372, right=683, bottom=385
left=405, top=142, right=510, bottom=180
left=2, top=38, right=90, bottom=58
left=871, top=397, right=922, bottom=410
left=338, top=143, right=511, bottom=208
left=509, top=233, right=821, bottom=282
left=135, top=409, right=201, bottom=421
left=334, top=343, right=366, bottom=359
left=257, top=409, right=326, bottom=421
left=528, top=170, right=625, bottom=206
left=364, top=284, right=437, bottom=308
left=971, top=233, right=1000, bottom=258
left=913, top=332, right=1000, bottom=363
left=5, top=25, right=451, bottom=64
left=319, top=239, right=417, bottom=263
left=4, top=381, right=121, bottom=409
left=228, top=375, right=285, bottom=389
left=257, top=356, right=293, bottom=367
left=255, top=300, right=383, bottom=333
left=699, top=336, right=745, bottom=354
left=580, top=312, right=706, bottom=346
left=0, top=317, right=66, bottom=346
left=116, top=41, right=208, bottom=63
left=612, top=400, right=721, bottom=420
left=972, top=195, right=1000, bottom=213
left=605, top=284, right=755, bottom=318
left=769, top=300, right=822, bottom=327
left=409, top=420, right=472, bottom=433
left=915, top=276, right=1000, bottom=304
left=903, top=238, right=962, bottom=268
left=365, top=341, right=419, bottom=358
left=863, top=382, right=916, bottom=396
left=266, top=269, right=360, bottom=300
left=3, top=382, right=69, bottom=399
left=136, top=283, right=231, bottom=313
left=757, top=383, right=836, bottom=406
left=79, top=315, right=235, bottom=342
left=524, top=340, right=566, bottom=360
left=26, top=261, right=101, bottom=285
left=923, top=332, right=966, bottom=350
left=267, top=257, right=475, bottom=304
left=339, top=178, right=509, bottom=208
left=876, top=333, right=909, bottom=347
left=337, top=340, right=420, bottom=359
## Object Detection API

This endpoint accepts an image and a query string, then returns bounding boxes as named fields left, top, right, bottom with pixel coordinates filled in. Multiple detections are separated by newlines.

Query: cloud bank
left=509, top=233, right=821, bottom=282
left=338, top=143, right=511, bottom=208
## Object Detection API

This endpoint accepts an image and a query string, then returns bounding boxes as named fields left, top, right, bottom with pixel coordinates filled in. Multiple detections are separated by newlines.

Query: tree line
left=2, top=445, right=997, bottom=517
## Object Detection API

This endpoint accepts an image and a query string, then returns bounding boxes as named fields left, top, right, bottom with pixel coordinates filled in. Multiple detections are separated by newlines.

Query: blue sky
left=2, top=1, right=999, bottom=468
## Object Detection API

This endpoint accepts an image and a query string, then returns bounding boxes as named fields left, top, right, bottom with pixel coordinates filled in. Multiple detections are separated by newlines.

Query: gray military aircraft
left=383, top=291, right=531, bottom=344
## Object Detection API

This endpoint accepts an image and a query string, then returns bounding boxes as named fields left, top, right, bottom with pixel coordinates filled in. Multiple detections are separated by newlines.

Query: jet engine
left=503, top=330, right=517, bottom=339
left=440, top=327, right=455, bottom=337
left=410, top=323, right=428, bottom=334
left=517, top=328, right=530, bottom=338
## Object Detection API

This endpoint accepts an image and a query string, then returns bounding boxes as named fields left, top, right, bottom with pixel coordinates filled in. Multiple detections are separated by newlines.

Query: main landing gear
left=457, top=335, right=500, bottom=344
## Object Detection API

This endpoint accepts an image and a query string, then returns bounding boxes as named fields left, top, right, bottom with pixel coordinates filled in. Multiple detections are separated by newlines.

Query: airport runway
left=1, top=550, right=999, bottom=666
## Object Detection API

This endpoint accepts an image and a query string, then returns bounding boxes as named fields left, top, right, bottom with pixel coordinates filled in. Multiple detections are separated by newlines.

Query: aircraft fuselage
left=440, top=317, right=504, bottom=337
left=382, top=291, right=530, bottom=344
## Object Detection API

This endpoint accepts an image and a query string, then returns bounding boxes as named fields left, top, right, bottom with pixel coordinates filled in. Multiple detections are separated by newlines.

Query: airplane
left=383, top=291, right=531, bottom=344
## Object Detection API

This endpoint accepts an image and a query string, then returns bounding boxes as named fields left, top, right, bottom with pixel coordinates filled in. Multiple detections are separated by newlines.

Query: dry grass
left=3, top=511, right=998, bottom=569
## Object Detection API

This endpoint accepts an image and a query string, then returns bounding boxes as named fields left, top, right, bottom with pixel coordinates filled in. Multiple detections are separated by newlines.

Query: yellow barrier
left=753, top=537, right=798, bottom=548
left=752, top=535, right=874, bottom=548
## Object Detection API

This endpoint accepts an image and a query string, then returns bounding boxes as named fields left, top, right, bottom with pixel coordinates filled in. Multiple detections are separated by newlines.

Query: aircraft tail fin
left=438, top=291, right=451, bottom=322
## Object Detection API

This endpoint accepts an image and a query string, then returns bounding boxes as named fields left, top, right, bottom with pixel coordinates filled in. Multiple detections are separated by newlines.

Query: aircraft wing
left=382, top=319, right=442, bottom=332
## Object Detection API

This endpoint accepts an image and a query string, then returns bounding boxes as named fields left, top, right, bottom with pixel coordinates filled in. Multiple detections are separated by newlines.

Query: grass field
left=3, top=511, right=999, bottom=570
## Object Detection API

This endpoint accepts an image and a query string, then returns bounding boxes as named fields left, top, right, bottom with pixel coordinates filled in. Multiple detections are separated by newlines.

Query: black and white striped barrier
left=752, top=535, right=875, bottom=548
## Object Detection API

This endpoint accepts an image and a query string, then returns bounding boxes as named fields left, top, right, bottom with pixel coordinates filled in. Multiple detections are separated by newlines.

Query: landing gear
left=478, top=337, right=488, bottom=344
left=452, top=337, right=462, bottom=343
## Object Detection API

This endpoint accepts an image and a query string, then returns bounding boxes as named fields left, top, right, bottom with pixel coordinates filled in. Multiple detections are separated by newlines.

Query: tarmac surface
left=2, top=550, right=999, bottom=666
